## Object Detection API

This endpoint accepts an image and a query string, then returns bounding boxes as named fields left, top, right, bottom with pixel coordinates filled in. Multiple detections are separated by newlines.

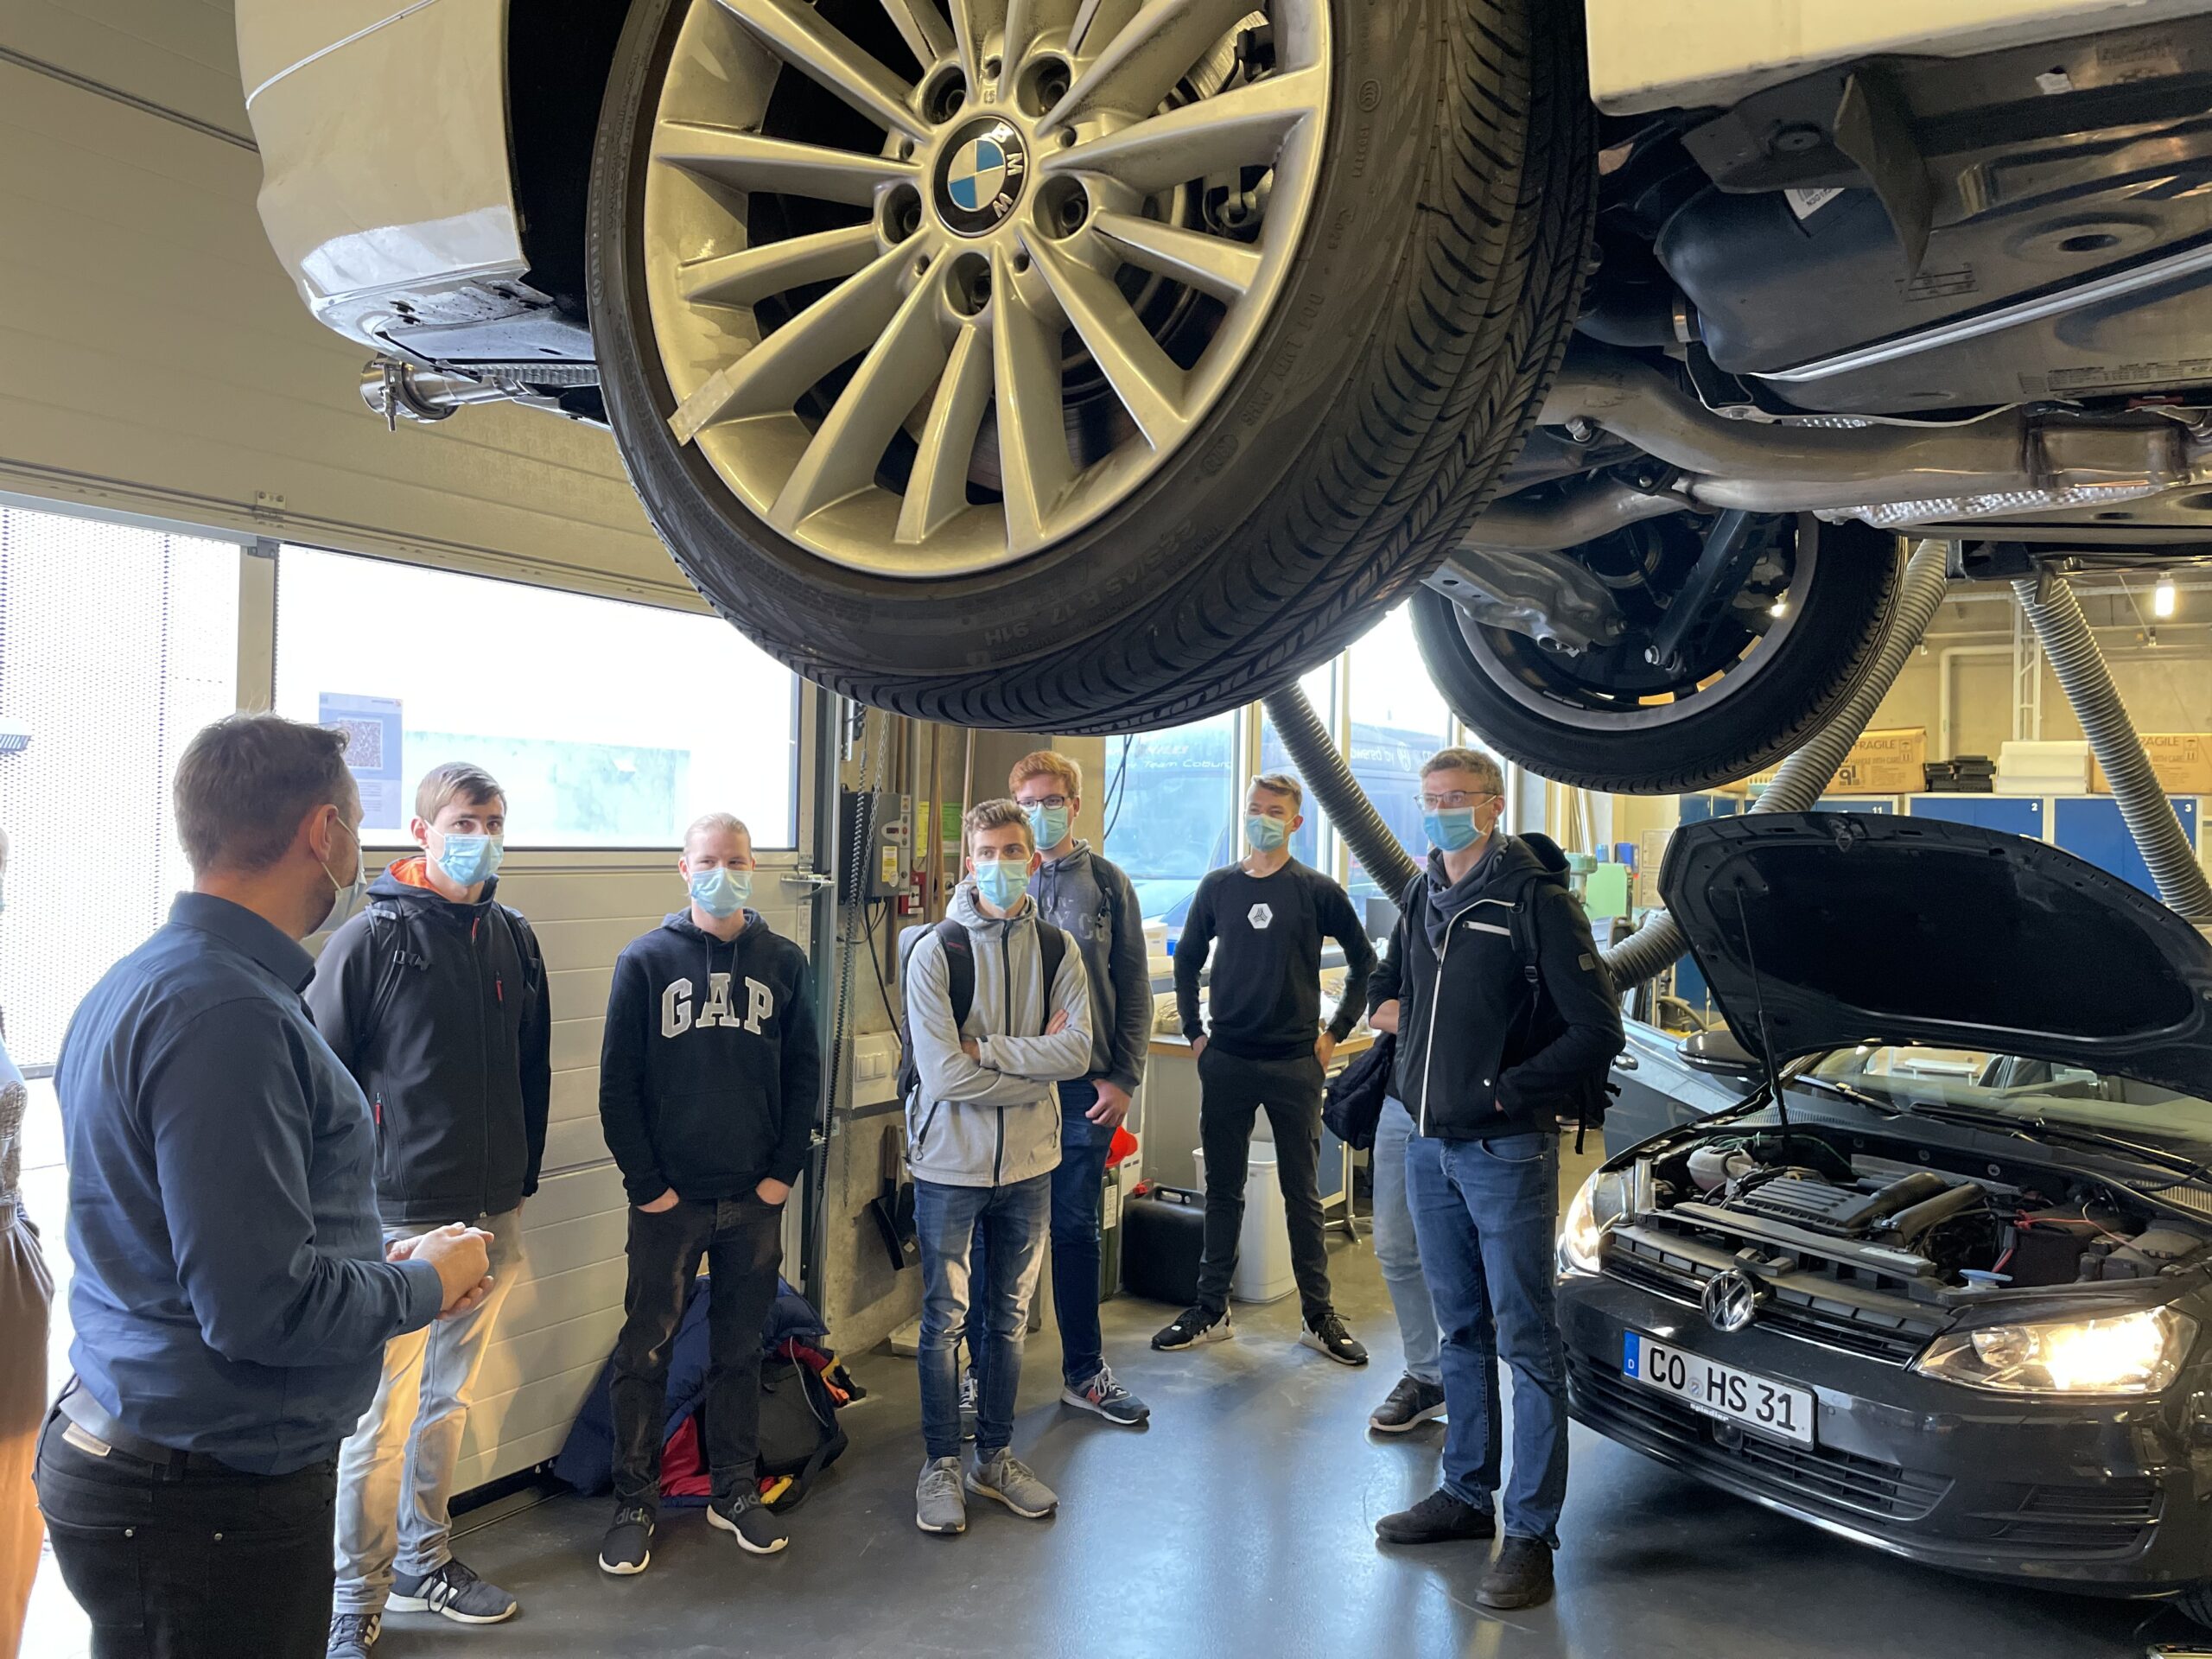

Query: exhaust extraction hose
left=1600, top=536, right=1956, bottom=988
left=2012, top=573, right=2212, bottom=920
left=1261, top=683, right=1421, bottom=899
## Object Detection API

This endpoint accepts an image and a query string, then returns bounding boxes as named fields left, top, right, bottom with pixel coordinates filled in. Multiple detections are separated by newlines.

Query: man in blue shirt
left=35, top=715, right=493, bottom=1659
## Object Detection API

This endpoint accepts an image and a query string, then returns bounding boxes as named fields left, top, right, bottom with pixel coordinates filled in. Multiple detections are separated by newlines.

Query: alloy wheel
left=642, top=0, right=1332, bottom=578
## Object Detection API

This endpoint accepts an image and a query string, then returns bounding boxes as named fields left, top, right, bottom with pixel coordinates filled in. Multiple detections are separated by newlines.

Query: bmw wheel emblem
left=936, top=118, right=1029, bottom=237
left=1702, top=1268, right=1764, bottom=1334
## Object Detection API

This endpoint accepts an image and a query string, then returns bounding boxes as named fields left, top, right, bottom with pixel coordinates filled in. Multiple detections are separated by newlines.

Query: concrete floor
left=27, top=1224, right=2196, bottom=1657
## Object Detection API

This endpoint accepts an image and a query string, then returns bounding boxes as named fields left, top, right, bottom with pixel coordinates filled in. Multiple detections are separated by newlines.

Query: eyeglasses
left=1417, top=791, right=1499, bottom=811
left=1019, top=795, right=1071, bottom=812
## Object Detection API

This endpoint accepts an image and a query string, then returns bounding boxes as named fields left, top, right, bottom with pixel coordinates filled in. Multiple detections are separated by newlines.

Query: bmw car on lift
left=1559, top=811, right=2212, bottom=1624
left=239, top=2, right=2212, bottom=791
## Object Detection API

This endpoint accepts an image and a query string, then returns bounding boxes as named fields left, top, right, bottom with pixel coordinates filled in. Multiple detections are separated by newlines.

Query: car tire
left=1412, top=517, right=1906, bottom=793
left=587, top=0, right=1594, bottom=731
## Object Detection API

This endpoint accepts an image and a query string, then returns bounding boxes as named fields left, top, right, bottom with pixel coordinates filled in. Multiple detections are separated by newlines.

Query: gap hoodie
left=599, top=911, right=820, bottom=1205
left=904, top=880, right=1093, bottom=1189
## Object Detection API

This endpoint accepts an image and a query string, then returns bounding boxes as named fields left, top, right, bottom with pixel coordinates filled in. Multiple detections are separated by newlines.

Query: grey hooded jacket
left=903, top=880, right=1094, bottom=1189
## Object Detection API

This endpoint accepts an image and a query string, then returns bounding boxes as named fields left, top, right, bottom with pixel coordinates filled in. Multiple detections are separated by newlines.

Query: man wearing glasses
left=1367, top=747, right=1623, bottom=1611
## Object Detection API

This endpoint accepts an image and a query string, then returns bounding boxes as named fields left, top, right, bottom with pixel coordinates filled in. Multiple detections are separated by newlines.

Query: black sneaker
left=1376, top=1488, right=1497, bottom=1546
left=597, top=1505, right=655, bottom=1576
left=1369, top=1373, right=1447, bottom=1433
left=387, top=1559, right=516, bottom=1624
left=327, top=1612, right=378, bottom=1659
left=1151, top=1304, right=1233, bottom=1351
left=708, top=1488, right=790, bottom=1555
left=1300, top=1310, right=1369, bottom=1367
left=1478, top=1535, right=1555, bottom=1609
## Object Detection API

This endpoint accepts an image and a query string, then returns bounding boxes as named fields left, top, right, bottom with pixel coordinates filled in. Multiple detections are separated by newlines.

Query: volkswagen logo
left=1702, top=1269, right=1764, bottom=1334
left=936, top=118, right=1029, bottom=237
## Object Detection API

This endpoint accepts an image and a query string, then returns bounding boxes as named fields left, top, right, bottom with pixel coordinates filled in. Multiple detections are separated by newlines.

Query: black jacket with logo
left=307, top=861, right=552, bottom=1226
left=1370, top=837, right=1624, bottom=1141
left=598, top=912, right=820, bottom=1205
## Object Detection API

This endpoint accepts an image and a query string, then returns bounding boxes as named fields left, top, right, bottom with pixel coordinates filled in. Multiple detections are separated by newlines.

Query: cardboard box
left=2090, top=734, right=2212, bottom=798
left=1826, top=728, right=1926, bottom=796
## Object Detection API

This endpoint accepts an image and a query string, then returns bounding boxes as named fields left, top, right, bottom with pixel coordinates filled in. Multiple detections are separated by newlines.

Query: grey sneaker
left=916, top=1455, right=969, bottom=1535
left=967, top=1450, right=1058, bottom=1519
left=327, top=1612, right=378, bottom=1658
left=1062, top=1364, right=1150, bottom=1427
left=958, top=1366, right=979, bottom=1441
left=388, top=1558, right=517, bottom=1624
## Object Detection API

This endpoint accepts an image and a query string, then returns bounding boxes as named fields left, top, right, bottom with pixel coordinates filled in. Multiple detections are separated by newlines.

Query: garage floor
left=26, top=1221, right=2190, bottom=1658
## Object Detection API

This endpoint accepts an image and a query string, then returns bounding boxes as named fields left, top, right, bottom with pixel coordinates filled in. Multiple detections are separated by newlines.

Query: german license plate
left=1623, top=1331, right=1815, bottom=1446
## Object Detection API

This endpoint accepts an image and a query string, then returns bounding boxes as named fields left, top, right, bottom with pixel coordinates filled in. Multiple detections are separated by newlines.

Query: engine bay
left=1643, top=1128, right=2212, bottom=1293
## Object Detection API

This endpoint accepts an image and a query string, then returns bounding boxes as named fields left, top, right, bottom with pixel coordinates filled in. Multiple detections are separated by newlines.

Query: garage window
left=0, top=501, right=242, bottom=1069
left=273, top=545, right=801, bottom=849
left=1346, top=603, right=1459, bottom=904
left=1105, top=712, right=1238, bottom=938
left=1258, top=661, right=1338, bottom=876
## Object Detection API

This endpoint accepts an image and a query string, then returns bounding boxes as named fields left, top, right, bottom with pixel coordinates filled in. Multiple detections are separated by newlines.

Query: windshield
left=1810, top=1045, right=2212, bottom=1141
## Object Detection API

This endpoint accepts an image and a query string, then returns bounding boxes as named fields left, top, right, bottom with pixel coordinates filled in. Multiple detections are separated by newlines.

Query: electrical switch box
left=840, top=789, right=912, bottom=903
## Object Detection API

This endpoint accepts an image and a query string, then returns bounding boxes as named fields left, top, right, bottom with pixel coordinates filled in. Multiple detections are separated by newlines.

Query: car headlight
left=1558, top=1168, right=1631, bottom=1277
left=1914, top=1305, right=2196, bottom=1395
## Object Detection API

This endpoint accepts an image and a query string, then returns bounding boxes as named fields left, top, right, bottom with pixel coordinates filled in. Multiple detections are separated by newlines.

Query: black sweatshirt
left=599, top=912, right=821, bottom=1205
left=1370, top=836, right=1624, bottom=1141
left=1174, top=859, right=1377, bottom=1060
left=308, top=861, right=551, bottom=1226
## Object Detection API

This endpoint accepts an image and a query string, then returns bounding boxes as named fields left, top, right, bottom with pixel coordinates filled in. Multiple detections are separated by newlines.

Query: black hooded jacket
left=1370, top=836, right=1624, bottom=1141
left=307, top=861, right=552, bottom=1225
left=598, top=912, right=820, bottom=1205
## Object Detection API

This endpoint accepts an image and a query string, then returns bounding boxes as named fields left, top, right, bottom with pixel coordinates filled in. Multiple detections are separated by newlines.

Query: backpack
left=1397, top=834, right=1617, bottom=1147
left=1321, top=1031, right=1396, bottom=1152
left=892, top=916, right=1070, bottom=1105
left=754, top=1352, right=849, bottom=1511
left=356, top=899, right=541, bottom=1044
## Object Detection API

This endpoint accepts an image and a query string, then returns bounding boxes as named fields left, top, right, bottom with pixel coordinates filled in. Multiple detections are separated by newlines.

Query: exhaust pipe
left=359, top=358, right=510, bottom=428
left=2012, top=572, right=2212, bottom=921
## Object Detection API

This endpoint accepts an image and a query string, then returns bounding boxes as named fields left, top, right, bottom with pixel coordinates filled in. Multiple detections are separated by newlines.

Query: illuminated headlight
left=1914, top=1306, right=2196, bottom=1395
left=1559, top=1168, right=1631, bottom=1277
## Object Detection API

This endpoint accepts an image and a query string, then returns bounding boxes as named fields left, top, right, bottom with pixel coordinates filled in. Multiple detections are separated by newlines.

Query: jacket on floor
left=599, top=911, right=821, bottom=1205
left=307, top=860, right=551, bottom=1226
left=903, top=880, right=1092, bottom=1189
left=1370, top=836, right=1624, bottom=1141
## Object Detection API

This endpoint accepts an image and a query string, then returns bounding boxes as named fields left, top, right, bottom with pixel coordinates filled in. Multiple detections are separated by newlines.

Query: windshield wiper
left=1789, top=1071, right=1901, bottom=1116
left=1900, top=1100, right=2212, bottom=1186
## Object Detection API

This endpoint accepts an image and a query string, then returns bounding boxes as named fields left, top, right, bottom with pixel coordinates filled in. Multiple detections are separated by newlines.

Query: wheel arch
left=507, top=0, right=639, bottom=321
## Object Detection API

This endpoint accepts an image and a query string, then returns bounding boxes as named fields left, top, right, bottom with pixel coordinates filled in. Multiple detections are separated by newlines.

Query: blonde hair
left=415, top=761, right=505, bottom=825
left=1008, top=749, right=1082, bottom=798
left=1421, top=747, right=1505, bottom=795
left=963, top=798, right=1034, bottom=855
left=684, top=811, right=752, bottom=853
left=1249, top=772, right=1303, bottom=811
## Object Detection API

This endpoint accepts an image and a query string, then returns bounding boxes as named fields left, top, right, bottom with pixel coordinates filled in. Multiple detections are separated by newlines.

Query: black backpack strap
left=934, top=918, right=975, bottom=1029
left=1035, top=921, right=1067, bottom=1029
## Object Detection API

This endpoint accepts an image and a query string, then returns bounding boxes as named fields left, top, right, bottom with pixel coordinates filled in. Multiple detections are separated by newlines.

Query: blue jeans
left=969, top=1080, right=1111, bottom=1389
left=1373, top=1099, right=1441, bottom=1386
left=1405, top=1130, right=1569, bottom=1548
left=917, top=1174, right=1052, bottom=1460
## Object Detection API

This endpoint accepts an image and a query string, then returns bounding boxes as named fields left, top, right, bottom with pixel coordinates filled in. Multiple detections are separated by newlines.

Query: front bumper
left=1560, top=1270, right=2212, bottom=1595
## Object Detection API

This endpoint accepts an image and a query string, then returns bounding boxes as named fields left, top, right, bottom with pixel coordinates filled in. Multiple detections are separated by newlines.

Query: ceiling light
left=2154, top=576, right=2179, bottom=620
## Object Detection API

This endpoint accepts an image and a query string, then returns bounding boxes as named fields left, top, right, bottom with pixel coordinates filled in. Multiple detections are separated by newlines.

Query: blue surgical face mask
left=1424, top=808, right=1481, bottom=853
left=1025, top=803, right=1071, bottom=850
left=435, top=831, right=504, bottom=887
left=1245, top=813, right=1289, bottom=853
left=975, top=859, right=1031, bottom=911
left=689, top=865, right=751, bottom=919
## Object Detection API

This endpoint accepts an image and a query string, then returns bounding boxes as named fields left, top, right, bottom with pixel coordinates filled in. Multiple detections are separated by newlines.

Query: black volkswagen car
left=1558, top=813, right=2212, bottom=1626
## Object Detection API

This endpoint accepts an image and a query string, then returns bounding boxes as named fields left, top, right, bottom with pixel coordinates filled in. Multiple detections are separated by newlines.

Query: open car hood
left=1660, top=813, right=2212, bottom=1103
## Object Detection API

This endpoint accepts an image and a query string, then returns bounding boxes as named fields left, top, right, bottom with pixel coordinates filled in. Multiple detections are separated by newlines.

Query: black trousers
left=34, top=1412, right=337, bottom=1659
left=1194, top=1046, right=1334, bottom=1323
left=610, top=1196, right=784, bottom=1511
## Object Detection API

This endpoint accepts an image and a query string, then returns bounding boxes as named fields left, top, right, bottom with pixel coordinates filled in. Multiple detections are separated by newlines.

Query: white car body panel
left=1586, top=0, right=2212, bottom=114
left=238, top=0, right=522, bottom=347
